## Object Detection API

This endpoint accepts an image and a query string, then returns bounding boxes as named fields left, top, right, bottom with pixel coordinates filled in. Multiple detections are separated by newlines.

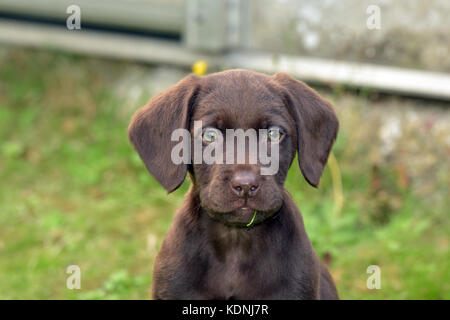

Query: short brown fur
left=129, top=70, right=339, bottom=299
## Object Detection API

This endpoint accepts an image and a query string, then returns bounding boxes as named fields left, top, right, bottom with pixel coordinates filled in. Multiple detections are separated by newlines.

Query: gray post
left=185, top=0, right=249, bottom=53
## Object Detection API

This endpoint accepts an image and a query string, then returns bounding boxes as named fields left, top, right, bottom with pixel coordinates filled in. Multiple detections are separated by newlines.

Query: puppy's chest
left=205, top=246, right=270, bottom=299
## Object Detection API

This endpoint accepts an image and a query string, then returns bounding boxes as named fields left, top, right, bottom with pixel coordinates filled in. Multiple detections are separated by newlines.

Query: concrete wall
left=250, top=0, right=450, bottom=72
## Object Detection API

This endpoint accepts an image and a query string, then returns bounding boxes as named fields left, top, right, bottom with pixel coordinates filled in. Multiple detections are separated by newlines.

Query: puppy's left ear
left=272, top=72, right=339, bottom=188
left=128, top=74, right=201, bottom=193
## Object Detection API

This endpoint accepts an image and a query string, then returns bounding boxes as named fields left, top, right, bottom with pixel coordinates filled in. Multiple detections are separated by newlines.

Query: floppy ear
left=273, top=72, right=339, bottom=188
left=128, top=74, right=201, bottom=192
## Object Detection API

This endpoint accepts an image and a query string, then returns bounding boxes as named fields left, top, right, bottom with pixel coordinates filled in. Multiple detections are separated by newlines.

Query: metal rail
left=0, top=0, right=184, bottom=35
left=0, top=0, right=449, bottom=100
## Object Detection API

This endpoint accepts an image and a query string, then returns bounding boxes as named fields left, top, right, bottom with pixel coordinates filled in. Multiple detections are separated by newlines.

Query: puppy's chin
left=201, top=202, right=282, bottom=228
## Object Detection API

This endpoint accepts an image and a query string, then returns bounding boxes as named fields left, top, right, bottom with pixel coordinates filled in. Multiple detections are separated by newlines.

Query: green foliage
left=77, top=270, right=150, bottom=300
left=0, top=48, right=448, bottom=299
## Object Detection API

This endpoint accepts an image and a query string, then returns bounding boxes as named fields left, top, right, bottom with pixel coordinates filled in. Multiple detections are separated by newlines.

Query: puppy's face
left=190, top=72, right=296, bottom=226
left=129, top=70, right=338, bottom=228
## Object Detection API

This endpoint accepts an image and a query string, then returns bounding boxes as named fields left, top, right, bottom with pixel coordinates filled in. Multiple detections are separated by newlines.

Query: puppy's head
left=129, top=70, right=338, bottom=227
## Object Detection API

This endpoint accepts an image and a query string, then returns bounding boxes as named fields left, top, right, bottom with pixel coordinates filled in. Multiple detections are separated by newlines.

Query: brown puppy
left=129, top=69, right=339, bottom=299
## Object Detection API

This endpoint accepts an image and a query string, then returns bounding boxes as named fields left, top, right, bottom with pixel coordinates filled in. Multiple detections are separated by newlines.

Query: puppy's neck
left=179, top=186, right=306, bottom=263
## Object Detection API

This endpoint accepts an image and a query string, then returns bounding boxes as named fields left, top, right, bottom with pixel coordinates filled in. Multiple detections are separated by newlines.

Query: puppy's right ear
left=128, top=74, right=201, bottom=192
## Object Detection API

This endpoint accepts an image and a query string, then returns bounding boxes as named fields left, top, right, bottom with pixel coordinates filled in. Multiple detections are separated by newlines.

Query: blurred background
left=0, top=0, right=448, bottom=299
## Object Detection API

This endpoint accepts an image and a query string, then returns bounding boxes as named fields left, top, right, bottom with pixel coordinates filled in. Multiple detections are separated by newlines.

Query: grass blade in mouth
left=246, top=210, right=257, bottom=227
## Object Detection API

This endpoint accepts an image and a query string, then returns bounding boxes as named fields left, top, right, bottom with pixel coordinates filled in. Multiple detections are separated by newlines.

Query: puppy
left=129, top=69, right=339, bottom=299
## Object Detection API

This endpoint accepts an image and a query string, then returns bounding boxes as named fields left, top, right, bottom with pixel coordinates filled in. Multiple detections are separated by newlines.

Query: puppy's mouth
left=235, top=206, right=258, bottom=227
left=235, top=206, right=254, bottom=215
left=203, top=203, right=281, bottom=228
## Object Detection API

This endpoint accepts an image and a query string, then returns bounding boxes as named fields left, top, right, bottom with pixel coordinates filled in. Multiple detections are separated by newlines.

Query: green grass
left=0, top=48, right=448, bottom=299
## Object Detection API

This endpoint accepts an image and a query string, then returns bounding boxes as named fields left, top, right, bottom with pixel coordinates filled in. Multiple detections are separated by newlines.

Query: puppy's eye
left=202, top=127, right=220, bottom=143
left=267, top=126, right=282, bottom=142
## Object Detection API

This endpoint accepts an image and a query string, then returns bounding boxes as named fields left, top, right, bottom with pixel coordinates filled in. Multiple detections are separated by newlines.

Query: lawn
left=0, top=48, right=448, bottom=299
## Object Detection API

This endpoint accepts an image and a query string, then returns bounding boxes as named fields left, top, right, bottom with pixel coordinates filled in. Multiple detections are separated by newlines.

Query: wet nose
left=230, top=171, right=261, bottom=198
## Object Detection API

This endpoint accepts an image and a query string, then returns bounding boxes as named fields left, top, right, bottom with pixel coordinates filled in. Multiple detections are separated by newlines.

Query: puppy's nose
left=230, top=171, right=260, bottom=198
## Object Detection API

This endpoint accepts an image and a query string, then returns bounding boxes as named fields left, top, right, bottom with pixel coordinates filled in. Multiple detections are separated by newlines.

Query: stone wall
left=250, top=0, right=450, bottom=72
